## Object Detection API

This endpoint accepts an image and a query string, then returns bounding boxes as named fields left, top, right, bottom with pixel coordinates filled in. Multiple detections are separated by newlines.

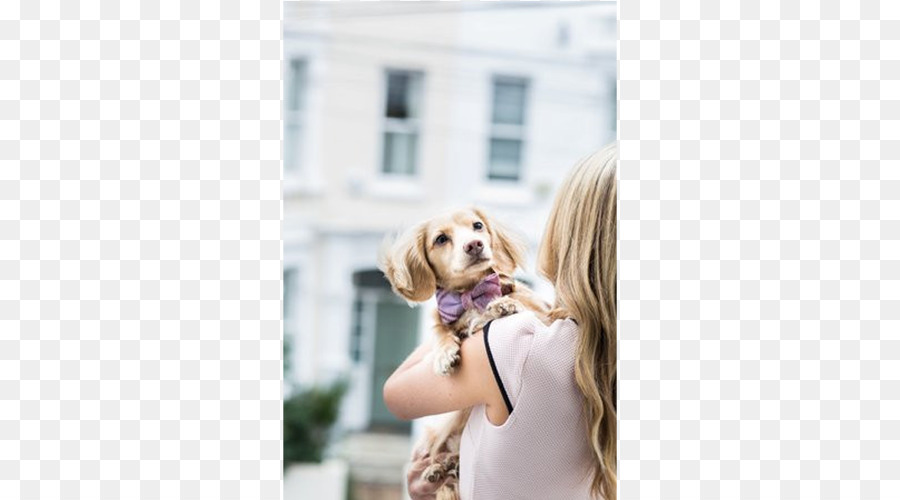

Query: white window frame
left=486, top=75, right=530, bottom=182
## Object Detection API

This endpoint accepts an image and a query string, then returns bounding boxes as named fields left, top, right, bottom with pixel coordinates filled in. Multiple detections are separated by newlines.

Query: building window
left=283, top=268, right=298, bottom=319
left=283, top=267, right=298, bottom=373
left=284, top=59, right=306, bottom=173
left=487, top=76, right=529, bottom=181
left=381, top=70, right=423, bottom=176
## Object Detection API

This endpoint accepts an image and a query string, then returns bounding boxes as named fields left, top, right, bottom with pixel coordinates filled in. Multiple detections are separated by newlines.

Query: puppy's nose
left=464, top=240, right=484, bottom=256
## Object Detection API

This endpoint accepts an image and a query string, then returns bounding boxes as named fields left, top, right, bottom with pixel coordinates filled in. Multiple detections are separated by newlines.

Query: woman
left=383, top=144, right=617, bottom=500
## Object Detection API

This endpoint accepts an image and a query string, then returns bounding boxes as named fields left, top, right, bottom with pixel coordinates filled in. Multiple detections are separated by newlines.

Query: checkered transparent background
left=5, top=0, right=900, bottom=498
left=619, top=1, right=899, bottom=499
left=1, top=1, right=282, bottom=499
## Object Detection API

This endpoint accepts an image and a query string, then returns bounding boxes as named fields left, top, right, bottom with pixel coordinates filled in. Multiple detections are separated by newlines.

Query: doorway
left=351, top=270, right=419, bottom=433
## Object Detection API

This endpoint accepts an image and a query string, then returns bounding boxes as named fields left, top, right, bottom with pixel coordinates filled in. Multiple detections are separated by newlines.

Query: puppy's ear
left=378, top=224, right=437, bottom=302
left=474, top=208, right=527, bottom=275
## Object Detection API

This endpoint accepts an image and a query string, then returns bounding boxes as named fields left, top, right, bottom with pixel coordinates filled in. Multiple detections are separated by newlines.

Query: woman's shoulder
left=478, top=312, right=579, bottom=419
left=482, top=312, right=575, bottom=368
left=482, top=312, right=539, bottom=362
left=488, top=311, right=577, bottom=337
left=486, top=310, right=543, bottom=335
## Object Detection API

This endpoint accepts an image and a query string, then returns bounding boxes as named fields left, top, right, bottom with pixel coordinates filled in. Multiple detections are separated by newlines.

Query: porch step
left=334, top=432, right=412, bottom=484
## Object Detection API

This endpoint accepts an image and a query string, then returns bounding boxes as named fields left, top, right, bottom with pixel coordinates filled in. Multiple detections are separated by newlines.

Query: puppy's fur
left=380, top=208, right=548, bottom=498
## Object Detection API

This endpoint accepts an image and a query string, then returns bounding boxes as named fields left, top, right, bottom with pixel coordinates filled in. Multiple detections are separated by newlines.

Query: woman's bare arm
left=383, top=331, right=503, bottom=420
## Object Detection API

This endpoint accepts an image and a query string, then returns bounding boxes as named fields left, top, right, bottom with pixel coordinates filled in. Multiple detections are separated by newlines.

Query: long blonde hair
left=538, top=144, right=617, bottom=499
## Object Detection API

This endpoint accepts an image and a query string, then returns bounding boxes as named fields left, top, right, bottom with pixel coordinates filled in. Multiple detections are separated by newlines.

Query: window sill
left=364, top=175, right=426, bottom=202
left=283, top=174, right=324, bottom=197
left=475, top=181, right=537, bottom=207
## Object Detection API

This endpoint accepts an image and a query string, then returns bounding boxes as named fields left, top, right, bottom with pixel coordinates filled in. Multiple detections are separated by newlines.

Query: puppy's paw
left=433, top=343, right=461, bottom=376
left=422, top=462, right=445, bottom=483
left=442, top=454, right=460, bottom=479
left=485, top=297, right=521, bottom=318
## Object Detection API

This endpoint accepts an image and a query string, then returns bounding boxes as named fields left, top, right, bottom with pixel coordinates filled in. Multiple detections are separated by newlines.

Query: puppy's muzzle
left=464, top=239, right=484, bottom=256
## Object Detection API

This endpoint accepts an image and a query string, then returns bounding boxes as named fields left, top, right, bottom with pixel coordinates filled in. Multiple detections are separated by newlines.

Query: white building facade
left=283, top=2, right=616, bottom=436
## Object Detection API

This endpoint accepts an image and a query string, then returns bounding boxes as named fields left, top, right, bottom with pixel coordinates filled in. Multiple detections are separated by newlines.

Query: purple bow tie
left=435, top=273, right=502, bottom=324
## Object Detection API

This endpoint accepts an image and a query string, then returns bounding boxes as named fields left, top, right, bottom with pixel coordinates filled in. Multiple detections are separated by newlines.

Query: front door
left=368, top=297, right=419, bottom=433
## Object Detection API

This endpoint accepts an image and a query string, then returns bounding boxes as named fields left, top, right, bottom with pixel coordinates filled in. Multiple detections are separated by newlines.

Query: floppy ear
left=378, top=224, right=437, bottom=303
left=473, top=208, right=527, bottom=275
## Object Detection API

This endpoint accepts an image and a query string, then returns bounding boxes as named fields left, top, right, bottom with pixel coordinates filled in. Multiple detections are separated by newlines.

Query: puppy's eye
left=473, top=222, right=484, bottom=231
left=434, top=234, right=449, bottom=245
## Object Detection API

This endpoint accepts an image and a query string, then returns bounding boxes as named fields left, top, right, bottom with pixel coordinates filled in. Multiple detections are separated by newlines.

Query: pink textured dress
left=458, top=312, right=597, bottom=500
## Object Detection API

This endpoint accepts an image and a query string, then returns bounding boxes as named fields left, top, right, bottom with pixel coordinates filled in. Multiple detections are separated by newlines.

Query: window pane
left=385, top=71, right=421, bottom=119
left=284, top=58, right=305, bottom=172
left=286, top=60, right=305, bottom=111
left=488, top=138, right=522, bottom=180
left=284, top=121, right=301, bottom=172
left=382, top=131, right=417, bottom=175
left=492, top=78, right=527, bottom=125
left=283, top=268, right=297, bottom=319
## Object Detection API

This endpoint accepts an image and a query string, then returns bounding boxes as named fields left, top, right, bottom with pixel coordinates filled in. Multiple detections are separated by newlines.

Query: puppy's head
left=379, top=208, right=526, bottom=301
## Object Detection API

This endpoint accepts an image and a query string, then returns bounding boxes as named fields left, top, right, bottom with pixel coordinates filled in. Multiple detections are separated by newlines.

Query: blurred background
left=282, top=2, right=616, bottom=499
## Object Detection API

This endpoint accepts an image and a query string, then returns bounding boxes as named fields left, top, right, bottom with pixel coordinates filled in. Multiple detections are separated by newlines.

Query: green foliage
left=283, top=379, right=348, bottom=468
